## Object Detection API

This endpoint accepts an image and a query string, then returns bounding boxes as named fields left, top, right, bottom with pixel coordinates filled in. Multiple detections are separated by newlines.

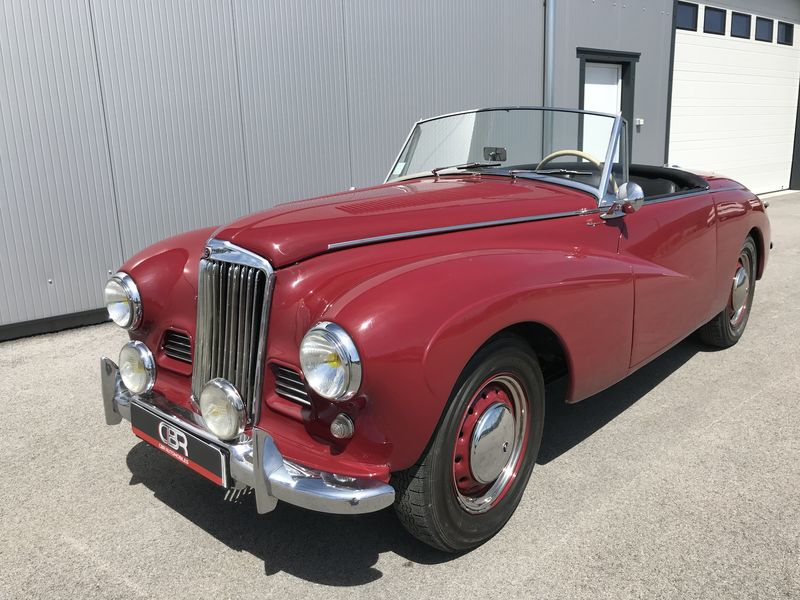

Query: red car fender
left=301, top=241, right=634, bottom=471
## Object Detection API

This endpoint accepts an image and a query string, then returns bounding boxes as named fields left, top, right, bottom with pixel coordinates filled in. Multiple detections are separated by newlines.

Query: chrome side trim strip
left=327, top=208, right=603, bottom=251
left=642, top=186, right=742, bottom=206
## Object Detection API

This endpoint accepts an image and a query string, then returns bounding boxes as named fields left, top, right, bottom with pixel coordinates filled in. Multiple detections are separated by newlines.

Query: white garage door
left=669, top=4, right=800, bottom=194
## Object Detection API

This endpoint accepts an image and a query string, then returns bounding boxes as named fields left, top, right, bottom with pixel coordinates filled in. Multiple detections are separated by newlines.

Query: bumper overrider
left=101, top=357, right=395, bottom=514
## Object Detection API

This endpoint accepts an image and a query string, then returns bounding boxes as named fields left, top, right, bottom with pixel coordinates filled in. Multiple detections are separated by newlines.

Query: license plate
left=131, top=402, right=228, bottom=488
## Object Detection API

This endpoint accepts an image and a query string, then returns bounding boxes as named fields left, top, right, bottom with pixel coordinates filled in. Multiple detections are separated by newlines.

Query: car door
left=617, top=192, right=717, bottom=368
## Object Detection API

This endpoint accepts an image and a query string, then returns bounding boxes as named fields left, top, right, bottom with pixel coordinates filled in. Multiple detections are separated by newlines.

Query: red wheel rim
left=452, top=373, right=530, bottom=514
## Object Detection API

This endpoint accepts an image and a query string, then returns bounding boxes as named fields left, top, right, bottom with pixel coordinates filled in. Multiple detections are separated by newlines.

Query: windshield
left=386, top=107, right=627, bottom=204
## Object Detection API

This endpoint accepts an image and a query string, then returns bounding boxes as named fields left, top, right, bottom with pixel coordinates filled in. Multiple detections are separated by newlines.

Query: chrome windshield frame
left=384, top=106, right=626, bottom=207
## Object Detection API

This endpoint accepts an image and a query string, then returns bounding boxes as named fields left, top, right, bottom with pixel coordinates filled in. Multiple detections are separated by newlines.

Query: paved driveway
left=1, top=193, right=798, bottom=599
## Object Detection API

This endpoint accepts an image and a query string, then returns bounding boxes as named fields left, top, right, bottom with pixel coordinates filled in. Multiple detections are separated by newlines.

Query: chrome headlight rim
left=118, top=340, right=156, bottom=395
left=104, top=271, right=143, bottom=330
left=199, top=378, right=246, bottom=441
left=299, top=321, right=362, bottom=402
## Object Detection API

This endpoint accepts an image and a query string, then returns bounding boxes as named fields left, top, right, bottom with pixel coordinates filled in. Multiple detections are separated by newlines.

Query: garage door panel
left=672, top=80, right=798, bottom=103
left=671, top=113, right=795, bottom=135
left=670, top=21, right=800, bottom=194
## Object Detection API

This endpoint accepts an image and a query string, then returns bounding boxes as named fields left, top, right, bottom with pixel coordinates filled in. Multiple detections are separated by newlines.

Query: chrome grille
left=163, top=330, right=192, bottom=363
left=192, top=240, right=274, bottom=421
left=273, top=365, right=311, bottom=406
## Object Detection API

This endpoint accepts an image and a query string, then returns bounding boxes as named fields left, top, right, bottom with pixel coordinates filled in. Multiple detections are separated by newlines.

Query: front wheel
left=698, top=235, right=757, bottom=348
left=393, top=336, right=544, bottom=552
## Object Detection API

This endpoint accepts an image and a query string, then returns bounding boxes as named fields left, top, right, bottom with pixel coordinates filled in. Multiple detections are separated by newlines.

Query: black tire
left=393, top=335, right=545, bottom=552
left=698, top=235, right=757, bottom=348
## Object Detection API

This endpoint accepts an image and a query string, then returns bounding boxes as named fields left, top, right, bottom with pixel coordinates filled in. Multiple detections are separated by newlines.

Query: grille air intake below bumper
left=191, top=240, right=274, bottom=423
left=163, top=330, right=192, bottom=363
left=273, top=365, right=311, bottom=406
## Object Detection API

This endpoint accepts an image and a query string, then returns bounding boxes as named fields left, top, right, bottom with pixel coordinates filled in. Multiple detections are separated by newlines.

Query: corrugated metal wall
left=0, top=0, right=542, bottom=328
left=552, top=0, right=674, bottom=166
left=0, top=0, right=122, bottom=326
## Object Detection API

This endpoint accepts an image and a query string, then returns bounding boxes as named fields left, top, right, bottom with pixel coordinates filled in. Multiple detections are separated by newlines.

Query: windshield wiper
left=509, top=168, right=594, bottom=177
left=430, top=161, right=501, bottom=175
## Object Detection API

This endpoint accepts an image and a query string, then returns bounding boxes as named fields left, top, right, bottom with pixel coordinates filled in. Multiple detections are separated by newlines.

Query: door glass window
left=703, top=7, right=726, bottom=35
left=731, top=13, right=751, bottom=39
left=756, top=17, right=774, bottom=42
left=676, top=2, right=698, bottom=31
left=778, top=22, right=794, bottom=46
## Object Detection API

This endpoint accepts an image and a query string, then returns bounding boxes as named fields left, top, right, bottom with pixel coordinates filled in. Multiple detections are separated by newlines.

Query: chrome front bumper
left=101, top=358, right=394, bottom=515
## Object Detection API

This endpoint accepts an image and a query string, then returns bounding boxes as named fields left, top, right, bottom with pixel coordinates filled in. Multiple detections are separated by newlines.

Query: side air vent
left=163, top=330, right=192, bottom=363
left=273, top=365, right=311, bottom=406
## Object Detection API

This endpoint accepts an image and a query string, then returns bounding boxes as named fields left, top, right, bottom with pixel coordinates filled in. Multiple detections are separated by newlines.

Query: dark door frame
left=577, top=47, right=640, bottom=158
left=791, top=76, right=800, bottom=189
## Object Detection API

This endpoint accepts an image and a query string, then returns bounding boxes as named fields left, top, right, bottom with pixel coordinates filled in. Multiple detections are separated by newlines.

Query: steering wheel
left=536, top=149, right=617, bottom=193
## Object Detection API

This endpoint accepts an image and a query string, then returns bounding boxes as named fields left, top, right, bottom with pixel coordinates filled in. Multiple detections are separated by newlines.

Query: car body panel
left=266, top=211, right=632, bottom=470
left=216, top=176, right=593, bottom=267
left=114, top=168, right=770, bottom=478
left=620, top=190, right=718, bottom=367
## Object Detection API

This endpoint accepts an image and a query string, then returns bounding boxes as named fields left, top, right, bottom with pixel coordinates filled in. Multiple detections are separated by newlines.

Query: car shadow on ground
left=538, top=336, right=704, bottom=463
left=125, top=336, right=704, bottom=585
left=126, top=444, right=450, bottom=586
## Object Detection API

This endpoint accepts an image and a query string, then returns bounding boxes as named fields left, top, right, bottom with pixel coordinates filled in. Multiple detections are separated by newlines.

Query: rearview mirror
left=617, top=182, right=645, bottom=211
left=601, top=182, right=645, bottom=219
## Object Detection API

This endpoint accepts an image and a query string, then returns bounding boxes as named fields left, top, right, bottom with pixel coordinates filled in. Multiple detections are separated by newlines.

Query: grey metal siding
left=342, top=0, right=544, bottom=187
left=90, top=0, right=249, bottom=258
left=233, top=0, right=352, bottom=210
left=2, top=0, right=547, bottom=330
left=0, top=0, right=122, bottom=326
left=552, top=0, right=675, bottom=166
left=13, top=0, right=748, bottom=330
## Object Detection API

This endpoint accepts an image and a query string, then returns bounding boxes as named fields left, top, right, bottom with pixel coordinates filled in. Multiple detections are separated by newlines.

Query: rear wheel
left=393, top=336, right=544, bottom=552
left=698, top=236, right=757, bottom=348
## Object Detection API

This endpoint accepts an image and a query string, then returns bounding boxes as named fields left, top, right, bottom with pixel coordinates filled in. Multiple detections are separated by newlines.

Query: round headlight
left=299, top=322, right=362, bottom=401
left=199, top=379, right=245, bottom=441
left=104, top=272, right=142, bottom=329
left=118, top=341, right=155, bottom=395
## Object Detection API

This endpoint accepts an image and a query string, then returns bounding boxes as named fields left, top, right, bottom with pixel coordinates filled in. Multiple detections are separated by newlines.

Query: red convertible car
left=101, top=107, right=769, bottom=551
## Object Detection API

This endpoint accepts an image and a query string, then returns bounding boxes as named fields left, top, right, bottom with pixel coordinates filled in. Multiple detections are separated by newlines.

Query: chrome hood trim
left=327, top=207, right=604, bottom=251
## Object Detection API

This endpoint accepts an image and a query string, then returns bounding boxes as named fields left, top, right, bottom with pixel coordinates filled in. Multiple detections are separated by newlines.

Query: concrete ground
left=1, top=194, right=798, bottom=600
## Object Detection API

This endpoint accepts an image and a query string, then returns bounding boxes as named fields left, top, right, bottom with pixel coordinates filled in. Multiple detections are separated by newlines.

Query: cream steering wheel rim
left=536, top=149, right=617, bottom=193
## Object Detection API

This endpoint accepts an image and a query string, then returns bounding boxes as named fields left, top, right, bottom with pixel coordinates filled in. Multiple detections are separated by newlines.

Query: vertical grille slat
left=192, top=241, right=273, bottom=424
left=235, top=266, right=246, bottom=400
left=226, top=264, right=240, bottom=382
left=241, top=269, right=254, bottom=404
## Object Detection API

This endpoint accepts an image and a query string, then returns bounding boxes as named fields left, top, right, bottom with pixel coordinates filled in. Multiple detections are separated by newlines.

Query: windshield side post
left=385, top=121, right=420, bottom=184
left=622, top=119, right=630, bottom=183
left=598, top=114, right=625, bottom=206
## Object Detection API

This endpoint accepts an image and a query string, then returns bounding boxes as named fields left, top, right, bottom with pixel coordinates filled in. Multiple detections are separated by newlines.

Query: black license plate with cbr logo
left=130, top=402, right=228, bottom=487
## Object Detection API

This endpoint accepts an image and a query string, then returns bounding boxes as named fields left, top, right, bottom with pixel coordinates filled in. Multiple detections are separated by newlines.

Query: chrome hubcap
left=452, top=374, right=528, bottom=514
left=730, top=255, right=751, bottom=328
left=469, top=403, right=515, bottom=484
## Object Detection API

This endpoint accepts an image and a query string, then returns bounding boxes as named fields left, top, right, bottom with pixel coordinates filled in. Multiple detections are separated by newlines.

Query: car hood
left=215, top=176, right=592, bottom=268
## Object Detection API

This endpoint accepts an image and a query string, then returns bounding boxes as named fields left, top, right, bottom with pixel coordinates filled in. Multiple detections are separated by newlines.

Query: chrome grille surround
left=191, top=239, right=274, bottom=425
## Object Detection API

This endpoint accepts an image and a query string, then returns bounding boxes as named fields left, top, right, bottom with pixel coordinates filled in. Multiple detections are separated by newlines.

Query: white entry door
left=583, top=62, right=622, bottom=159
